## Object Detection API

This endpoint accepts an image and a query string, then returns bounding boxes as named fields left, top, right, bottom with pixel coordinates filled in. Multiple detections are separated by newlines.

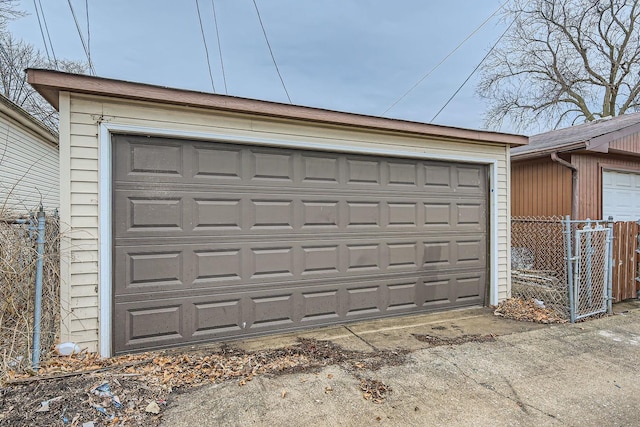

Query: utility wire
left=430, top=18, right=516, bottom=123
left=211, top=0, right=227, bottom=94
left=85, top=0, right=91, bottom=71
left=38, top=0, right=58, bottom=67
left=381, top=0, right=510, bottom=116
left=195, top=0, right=217, bottom=93
left=67, top=0, right=95, bottom=74
left=252, top=0, right=292, bottom=104
left=33, top=0, right=51, bottom=62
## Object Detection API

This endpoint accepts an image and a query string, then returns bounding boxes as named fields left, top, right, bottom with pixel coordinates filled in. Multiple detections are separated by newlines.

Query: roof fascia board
left=26, top=68, right=527, bottom=147
left=511, top=141, right=586, bottom=160
left=587, top=121, right=640, bottom=152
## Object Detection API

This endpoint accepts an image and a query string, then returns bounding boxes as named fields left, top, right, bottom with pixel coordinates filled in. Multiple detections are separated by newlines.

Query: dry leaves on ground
left=0, top=338, right=408, bottom=426
left=412, top=334, right=496, bottom=346
left=360, top=378, right=391, bottom=403
left=493, top=298, right=567, bottom=324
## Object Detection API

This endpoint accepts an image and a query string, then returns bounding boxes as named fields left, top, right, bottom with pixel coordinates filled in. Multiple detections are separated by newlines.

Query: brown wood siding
left=609, top=132, right=640, bottom=154
left=511, top=157, right=572, bottom=217
left=572, top=153, right=640, bottom=220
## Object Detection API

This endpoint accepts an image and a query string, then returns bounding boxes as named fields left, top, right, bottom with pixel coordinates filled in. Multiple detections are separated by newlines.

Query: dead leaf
left=327, top=373, right=333, bottom=379
left=145, top=401, right=160, bottom=414
left=281, top=390, right=287, bottom=399
left=325, top=386, right=333, bottom=393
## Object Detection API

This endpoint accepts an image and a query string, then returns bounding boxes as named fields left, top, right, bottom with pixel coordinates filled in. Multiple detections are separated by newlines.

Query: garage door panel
left=457, top=275, right=486, bottom=299
left=457, top=166, right=485, bottom=189
left=603, top=170, right=640, bottom=221
left=387, top=281, right=420, bottom=311
left=127, top=197, right=183, bottom=231
left=114, top=271, right=484, bottom=354
left=250, top=150, right=295, bottom=182
left=114, top=247, right=187, bottom=294
left=300, top=289, right=340, bottom=322
left=114, top=136, right=486, bottom=196
left=115, top=235, right=485, bottom=297
left=113, top=135, right=488, bottom=353
left=114, top=137, right=185, bottom=179
left=128, top=305, right=182, bottom=340
left=192, top=299, right=243, bottom=336
left=301, top=153, right=341, bottom=184
left=388, top=161, right=419, bottom=187
left=114, top=188, right=484, bottom=237
left=193, top=145, right=243, bottom=180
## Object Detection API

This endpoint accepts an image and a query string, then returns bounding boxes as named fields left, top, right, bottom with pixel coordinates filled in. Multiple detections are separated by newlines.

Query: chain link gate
left=563, top=217, right=613, bottom=322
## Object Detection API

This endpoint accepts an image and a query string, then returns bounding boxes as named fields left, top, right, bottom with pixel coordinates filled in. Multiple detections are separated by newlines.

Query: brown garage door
left=112, top=134, right=488, bottom=354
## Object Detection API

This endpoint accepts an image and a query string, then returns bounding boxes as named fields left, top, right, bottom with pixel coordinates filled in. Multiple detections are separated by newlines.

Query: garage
left=113, top=135, right=488, bottom=353
left=27, top=69, right=526, bottom=356
left=603, top=170, right=640, bottom=221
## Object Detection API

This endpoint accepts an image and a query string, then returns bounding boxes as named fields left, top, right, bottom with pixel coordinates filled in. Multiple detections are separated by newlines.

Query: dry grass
left=0, top=212, right=60, bottom=380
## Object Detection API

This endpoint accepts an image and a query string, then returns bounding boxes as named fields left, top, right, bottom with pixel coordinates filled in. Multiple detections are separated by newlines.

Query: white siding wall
left=61, top=94, right=512, bottom=352
left=0, top=113, right=59, bottom=214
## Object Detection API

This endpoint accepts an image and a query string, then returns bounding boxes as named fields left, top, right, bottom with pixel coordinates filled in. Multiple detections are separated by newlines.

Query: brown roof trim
left=588, top=121, right=640, bottom=150
left=511, top=142, right=586, bottom=161
left=26, top=69, right=527, bottom=146
left=0, top=93, right=58, bottom=147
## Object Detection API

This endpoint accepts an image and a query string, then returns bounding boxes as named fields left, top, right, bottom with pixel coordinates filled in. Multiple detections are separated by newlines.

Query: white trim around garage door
left=98, top=123, right=500, bottom=357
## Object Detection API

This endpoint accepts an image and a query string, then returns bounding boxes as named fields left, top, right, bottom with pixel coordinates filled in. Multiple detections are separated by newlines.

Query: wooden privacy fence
left=611, top=221, right=639, bottom=302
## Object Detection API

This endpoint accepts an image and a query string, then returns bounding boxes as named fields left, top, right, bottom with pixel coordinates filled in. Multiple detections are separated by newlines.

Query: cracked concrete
left=161, top=303, right=640, bottom=426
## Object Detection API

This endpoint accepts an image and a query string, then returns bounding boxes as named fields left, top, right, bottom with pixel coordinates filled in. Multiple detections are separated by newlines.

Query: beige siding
left=61, top=94, right=512, bottom=352
left=0, top=112, right=58, bottom=213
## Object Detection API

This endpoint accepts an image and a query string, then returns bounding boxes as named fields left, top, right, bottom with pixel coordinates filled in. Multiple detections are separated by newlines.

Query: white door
left=602, top=170, right=640, bottom=221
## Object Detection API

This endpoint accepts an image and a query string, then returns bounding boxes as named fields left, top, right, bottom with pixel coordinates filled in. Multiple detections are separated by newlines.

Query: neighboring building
left=0, top=94, right=59, bottom=214
left=28, top=69, right=526, bottom=356
left=511, top=113, right=640, bottom=221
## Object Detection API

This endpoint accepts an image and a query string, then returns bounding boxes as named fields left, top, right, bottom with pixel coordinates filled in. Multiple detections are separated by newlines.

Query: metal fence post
left=31, top=206, right=46, bottom=368
left=564, top=215, right=576, bottom=323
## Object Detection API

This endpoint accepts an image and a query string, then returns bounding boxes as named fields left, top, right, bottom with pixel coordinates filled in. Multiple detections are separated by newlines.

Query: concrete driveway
left=161, top=303, right=640, bottom=426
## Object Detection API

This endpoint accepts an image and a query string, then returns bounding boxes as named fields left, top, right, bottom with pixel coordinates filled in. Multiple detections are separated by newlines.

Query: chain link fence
left=570, top=221, right=611, bottom=321
left=511, top=216, right=613, bottom=322
left=0, top=210, right=60, bottom=378
left=511, top=217, right=569, bottom=319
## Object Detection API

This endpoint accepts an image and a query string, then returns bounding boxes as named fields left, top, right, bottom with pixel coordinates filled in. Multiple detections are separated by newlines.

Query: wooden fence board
left=612, top=221, right=639, bottom=302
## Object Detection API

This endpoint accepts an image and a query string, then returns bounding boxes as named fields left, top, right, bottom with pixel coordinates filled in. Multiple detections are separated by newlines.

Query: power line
left=38, top=0, right=58, bottom=67
left=85, top=0, right=91, bottom=71
left=430, top=18, right=516, bottom=123
left=381, top=0, right=510, bottom=117
left=32, top=0, right=51, bottom=62
left=252, top=0, right=292, bottom=104
left=67, top=0, right=95, bottom=74
left=211, top=0, right=227, bottom=94
left=195, top=0, right=217, bottom=93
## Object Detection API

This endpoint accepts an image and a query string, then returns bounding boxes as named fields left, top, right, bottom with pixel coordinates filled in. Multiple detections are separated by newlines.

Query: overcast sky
left=9, top=0, right=517, bottom=133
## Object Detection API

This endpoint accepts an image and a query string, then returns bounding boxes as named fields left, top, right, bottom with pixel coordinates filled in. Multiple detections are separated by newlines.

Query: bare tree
left=477, top=0, right=640, bottom=133
left=0, top=0, right=22, bottom=28
left=0, top=3, right=87, bottom=132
